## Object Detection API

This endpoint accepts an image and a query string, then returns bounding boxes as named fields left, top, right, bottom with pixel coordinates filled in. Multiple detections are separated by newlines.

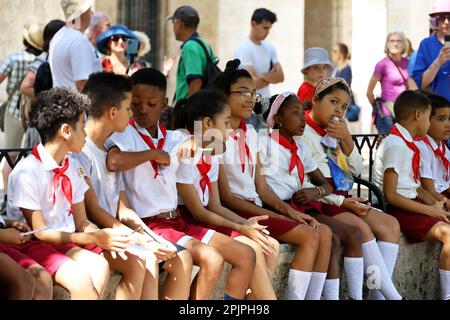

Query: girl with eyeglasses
left=412, top=0, right=450, bottom=103
left=210, top=59, right=333, bottom=300
left=96, top=24, right=139, bottom=76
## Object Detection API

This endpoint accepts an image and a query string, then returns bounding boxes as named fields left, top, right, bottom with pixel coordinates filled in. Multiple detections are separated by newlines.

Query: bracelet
left=315, top=186, right=323, bottom=198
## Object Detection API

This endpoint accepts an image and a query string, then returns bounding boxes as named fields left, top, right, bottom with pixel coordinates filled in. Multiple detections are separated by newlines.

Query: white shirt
left=72, top=137, right=124, bottom=217
left=107, top=124, right=189, bottom=218
left=7, top=144, right=89, bottom=232
left=300, top=124, right=363, bottom=178
left=223, top=124, right=262, bottom=206
left=49, top=27, right=102, bottom=90
left=372, top=123, right=420, bottom=199
left=234, top=37, right=279, bottom=98
left=259, top=134, right=345, bottom=206
left=176, top=152, right=220, bottom=207
left=416, top=136, right=450, bottom=194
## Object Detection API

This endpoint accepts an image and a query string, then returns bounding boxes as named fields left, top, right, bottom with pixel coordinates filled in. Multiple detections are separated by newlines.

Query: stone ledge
left=53, top=235, right=442, bottom=300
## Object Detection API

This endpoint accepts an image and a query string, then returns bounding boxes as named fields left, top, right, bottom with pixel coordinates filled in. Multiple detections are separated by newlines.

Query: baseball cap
left=166, top=6, right=200, bottom=26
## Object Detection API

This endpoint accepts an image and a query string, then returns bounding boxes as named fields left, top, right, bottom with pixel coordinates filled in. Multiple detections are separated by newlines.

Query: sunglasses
left=110, top=35, right=128, bottom=42
left=435, top=14, right=450, bottom=23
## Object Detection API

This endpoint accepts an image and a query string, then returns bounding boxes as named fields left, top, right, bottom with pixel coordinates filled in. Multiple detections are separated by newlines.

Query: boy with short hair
left=77, top=72, right=192, bottom=300
left=373, top=90, right=450, bottom=300
left=416, top=94, right=450, bottom=206
left=296, top=47, right=332, bottom=109
left=106, top=68, right=229, bottom=300
left=7, top=87, right=135, bottom=300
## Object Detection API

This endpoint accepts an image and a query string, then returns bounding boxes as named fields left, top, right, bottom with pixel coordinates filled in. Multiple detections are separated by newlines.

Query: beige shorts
left=3, top=110, right=24, bottom=149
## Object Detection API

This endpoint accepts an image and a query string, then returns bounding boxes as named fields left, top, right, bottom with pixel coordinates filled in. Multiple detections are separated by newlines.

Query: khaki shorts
left=3, top=110, right=24, bottom=149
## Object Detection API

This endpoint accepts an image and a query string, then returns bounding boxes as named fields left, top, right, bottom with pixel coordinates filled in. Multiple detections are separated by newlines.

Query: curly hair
left=29, top=87, right=90, bottom=144
left=83, top=72, right=132, bottom=119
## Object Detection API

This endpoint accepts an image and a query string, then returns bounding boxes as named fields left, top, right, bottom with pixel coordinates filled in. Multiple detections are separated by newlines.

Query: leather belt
left=155, top=209, right=180, bottom=220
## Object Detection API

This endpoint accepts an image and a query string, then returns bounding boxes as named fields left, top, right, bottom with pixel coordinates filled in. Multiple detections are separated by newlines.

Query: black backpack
left=33, top=61, right=53, bottom=96
left=188, top=38, right=221, bottom=89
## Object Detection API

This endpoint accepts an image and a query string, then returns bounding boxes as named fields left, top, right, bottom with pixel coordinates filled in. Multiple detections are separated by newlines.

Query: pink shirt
left=373, top=56, right=409, bottom=102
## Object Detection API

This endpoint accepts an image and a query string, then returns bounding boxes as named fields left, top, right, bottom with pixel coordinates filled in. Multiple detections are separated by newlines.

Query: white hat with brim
left=60, top=0, right=94, bottom=22
left=301, top=47, right=332, bottom=75
left=429, top=0, right=450, bottom=16
left=23, top=23, right=44, bottom=51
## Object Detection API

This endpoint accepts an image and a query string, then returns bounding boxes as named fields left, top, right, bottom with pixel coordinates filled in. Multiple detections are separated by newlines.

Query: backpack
left=33, top=61, right=53, bottom=96
left=188, top=38, right=221, bottom=89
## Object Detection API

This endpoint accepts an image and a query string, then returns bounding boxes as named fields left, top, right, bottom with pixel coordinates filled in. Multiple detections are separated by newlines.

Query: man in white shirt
left=49, top=0, right=102, bottom=92
left=234, top=8, right=284, bottom=99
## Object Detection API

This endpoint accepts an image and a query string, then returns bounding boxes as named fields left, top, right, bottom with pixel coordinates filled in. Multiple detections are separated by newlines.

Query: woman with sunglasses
left=96, top=24, right=139, bottom=76
left=412, top=0, right=450, bottom=103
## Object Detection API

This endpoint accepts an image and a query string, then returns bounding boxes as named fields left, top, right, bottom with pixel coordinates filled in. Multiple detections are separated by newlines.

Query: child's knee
left=238, top=242, right=256, bottom=269
left=197, top=245, right=224, bottom=273
left=31, top=268, right=53, bottom=299
left=343, top=224, right=362, bottom=246
left=13, top=269, right=35, bottom=299
left=331, top=233, right=342, bottom=257
left=319, top=224, right=333, bottom=245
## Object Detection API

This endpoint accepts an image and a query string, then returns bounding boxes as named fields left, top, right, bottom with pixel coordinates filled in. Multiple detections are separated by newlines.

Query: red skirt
left=386, top=200, right=440, bottom=244
left=320, top=178, right=350, bottom=217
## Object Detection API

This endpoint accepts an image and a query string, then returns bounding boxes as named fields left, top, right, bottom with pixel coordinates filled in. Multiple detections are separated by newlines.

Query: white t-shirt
left=372, top=123, right=420, bottom=200
left=72, top=137, right=124, bottom=217
left=234, top=37, right=279, bottom=98
left=7, top=143, right=89, bottom=232
left=176, top=152, right=220, bottom=207
left=300, top=124, right=363, bottom=178
left=49, top=27, right=102, bottom=90
left=416, top=136, right=450, bottom=194
left=223, top=124, right=262, bottom=206
left=107, top=124, right=189, bottom=218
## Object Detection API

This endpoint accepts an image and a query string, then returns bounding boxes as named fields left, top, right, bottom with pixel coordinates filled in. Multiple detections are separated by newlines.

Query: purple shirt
left=373, top=56, right=409, bottom=102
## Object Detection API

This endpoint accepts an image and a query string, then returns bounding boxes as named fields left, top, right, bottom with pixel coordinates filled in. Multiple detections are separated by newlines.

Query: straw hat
left=23, top=23, right=44, bottom=51
left=60, top=0, right=94, bottom=22
left=133, top=30, right=151, bottom=57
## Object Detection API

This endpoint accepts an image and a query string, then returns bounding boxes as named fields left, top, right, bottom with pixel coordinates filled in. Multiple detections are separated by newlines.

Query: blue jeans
left=375, top=115, right=394, bottom=134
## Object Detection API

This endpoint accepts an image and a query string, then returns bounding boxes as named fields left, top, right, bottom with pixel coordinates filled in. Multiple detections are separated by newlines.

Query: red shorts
left=441, top=190, right=450, bottom=198
left=288, top=199, right=323, bottom=215
left=6, top=241, right=102, bottom=276
left=1, top=243, right=39, bottom=270
left=386, top=200, right=440, bottom=244
left=179, top=206, right=242, bottom=239
left=142, top=207, right=216, bottom=246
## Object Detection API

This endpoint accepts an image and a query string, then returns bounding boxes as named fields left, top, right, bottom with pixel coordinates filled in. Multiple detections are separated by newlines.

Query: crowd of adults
left=0, top=0, right=449, bottom=150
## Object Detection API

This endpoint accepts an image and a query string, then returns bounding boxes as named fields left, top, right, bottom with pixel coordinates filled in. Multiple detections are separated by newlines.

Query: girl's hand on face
left=326, top=117, right=351, bottom=141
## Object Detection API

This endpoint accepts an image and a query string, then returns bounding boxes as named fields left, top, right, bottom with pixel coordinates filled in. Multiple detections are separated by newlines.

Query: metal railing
left=0, top=135, right=388, bottom=210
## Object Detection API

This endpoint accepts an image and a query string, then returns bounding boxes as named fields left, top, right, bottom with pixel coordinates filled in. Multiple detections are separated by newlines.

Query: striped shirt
left=0, top=50, right=36, bottom=119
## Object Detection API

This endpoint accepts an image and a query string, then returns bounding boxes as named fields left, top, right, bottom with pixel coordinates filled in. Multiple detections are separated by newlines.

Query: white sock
left=322, top=278, right=340, bottom=300
left=362, top=239, right=402, bottom=300
left=287, top=269, right=312, bottom=300
left=305, top=272, right=327, bottom=300
left=344, top=257, right=364, bottom=300
left=370, top=241, right=400, bottom=300
left=439, top=269, right=450, bottom=300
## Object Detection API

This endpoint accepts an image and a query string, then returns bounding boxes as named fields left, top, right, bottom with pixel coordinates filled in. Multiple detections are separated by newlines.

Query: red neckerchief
left=270, top=132, right=305, bottom=186
left=305, top=111, right=326, bottom=137
left=416, top=136, right=450, bottom=181
left=229, top=120, right=254, bottom=177
left=130, top=119, right=167, bottom=179
left=32, top=144, right=73, bottom=216
left=390, top=126, right=420, bottom=182
left=197, top=154, right=212, bottom=202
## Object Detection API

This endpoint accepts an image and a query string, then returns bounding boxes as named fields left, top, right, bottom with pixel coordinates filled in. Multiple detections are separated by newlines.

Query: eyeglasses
left=435, top=14, right=450, bottom=23
left=230, top=90, right=262, bottom=103
left=110, top=35, right=128, bottom=42
left=388, top=39, right=403, bottom=43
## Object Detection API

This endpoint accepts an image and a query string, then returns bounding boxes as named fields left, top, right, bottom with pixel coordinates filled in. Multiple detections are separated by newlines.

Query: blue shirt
left=412, top=34, right=450, bottom=101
